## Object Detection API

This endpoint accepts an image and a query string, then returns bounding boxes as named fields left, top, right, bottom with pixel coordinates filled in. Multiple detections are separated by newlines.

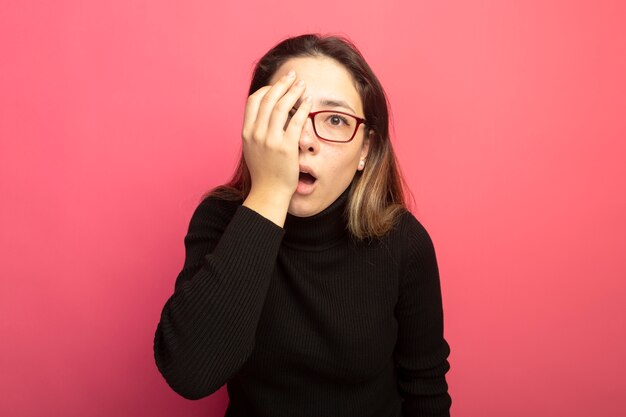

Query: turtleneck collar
left=282, top=186, right=350, bottom=251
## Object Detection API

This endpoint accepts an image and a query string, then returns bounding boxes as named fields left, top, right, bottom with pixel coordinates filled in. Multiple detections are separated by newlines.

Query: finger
left=284, top=95, right=313, bottom=142
left=253, top=70, right=297, bottom=138
left=242, top=86, right=271, bottom=139
left=266, top=79, right=307, bottom=140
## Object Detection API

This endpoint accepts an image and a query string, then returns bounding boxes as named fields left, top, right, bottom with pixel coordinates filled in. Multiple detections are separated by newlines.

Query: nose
left=298, top=116, right=319, bottom=154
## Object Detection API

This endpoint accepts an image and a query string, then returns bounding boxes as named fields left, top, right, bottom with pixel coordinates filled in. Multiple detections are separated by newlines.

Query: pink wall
left=1, top=1, right=625, bottom=416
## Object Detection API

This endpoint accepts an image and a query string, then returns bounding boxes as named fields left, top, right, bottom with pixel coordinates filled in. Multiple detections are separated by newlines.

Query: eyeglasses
left=288, top=109, right=367, bottom=143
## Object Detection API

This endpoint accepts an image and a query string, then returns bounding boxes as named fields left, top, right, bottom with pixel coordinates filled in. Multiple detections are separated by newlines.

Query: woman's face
left=269, top=56, right=370, bottom=217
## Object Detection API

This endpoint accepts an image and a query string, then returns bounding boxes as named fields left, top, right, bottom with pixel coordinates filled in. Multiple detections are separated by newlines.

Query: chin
left=288, top=196, right=323, bottom=218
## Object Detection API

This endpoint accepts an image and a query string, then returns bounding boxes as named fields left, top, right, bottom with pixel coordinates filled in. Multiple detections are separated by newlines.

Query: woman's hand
left=242, top=70, right=312, bottom=198
left=241, top=70, right=312, bottom=226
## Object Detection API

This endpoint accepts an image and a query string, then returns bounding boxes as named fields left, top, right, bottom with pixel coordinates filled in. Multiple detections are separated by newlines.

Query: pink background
left=1, top=1, right=625, bottom=416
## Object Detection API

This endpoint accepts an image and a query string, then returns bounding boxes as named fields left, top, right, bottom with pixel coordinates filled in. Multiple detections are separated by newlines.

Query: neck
left=283, top=187, right=350, bottom=250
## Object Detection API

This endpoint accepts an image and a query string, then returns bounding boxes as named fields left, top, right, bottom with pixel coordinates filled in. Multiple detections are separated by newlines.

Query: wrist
left=243, top=187, right=293, bottom=227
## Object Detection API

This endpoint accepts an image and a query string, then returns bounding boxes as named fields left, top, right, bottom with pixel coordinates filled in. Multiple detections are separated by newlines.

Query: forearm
left=398, top=346, right=451, bottom=417
left=153, top=205, right=284, bottom=399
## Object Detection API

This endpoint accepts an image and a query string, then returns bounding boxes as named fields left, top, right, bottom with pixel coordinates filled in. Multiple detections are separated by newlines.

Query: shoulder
left=186, top=194, right=243, bottom=236
left=389, top=209, right=438, bottom=266
left=390, top=209, right=435, bottom=245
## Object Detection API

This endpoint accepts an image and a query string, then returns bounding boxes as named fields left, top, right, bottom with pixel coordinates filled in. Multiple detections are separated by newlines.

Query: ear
left=357, top=130, right=372, bottom=171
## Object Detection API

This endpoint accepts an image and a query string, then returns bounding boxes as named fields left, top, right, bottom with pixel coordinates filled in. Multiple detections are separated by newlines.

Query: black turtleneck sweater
left=153, top=187, right=451, bottom=416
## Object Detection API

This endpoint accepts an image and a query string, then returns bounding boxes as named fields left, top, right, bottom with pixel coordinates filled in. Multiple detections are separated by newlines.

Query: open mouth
left=299, top=171, right=317, bottom=185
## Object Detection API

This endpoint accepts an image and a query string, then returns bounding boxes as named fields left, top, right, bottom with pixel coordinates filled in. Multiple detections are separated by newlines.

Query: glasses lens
left=313, top=111, right=358, bottom=142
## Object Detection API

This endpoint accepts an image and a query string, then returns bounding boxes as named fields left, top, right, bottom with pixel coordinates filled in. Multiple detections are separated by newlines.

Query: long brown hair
left=207, top=33, right=411, bottom=240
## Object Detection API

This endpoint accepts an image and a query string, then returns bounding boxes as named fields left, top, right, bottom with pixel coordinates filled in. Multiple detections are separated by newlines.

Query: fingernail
left=296, top=79, right=304, bottom=87
left=304, top=95, right=312, bottom=103
left=287, top=70, right=295, bottom=78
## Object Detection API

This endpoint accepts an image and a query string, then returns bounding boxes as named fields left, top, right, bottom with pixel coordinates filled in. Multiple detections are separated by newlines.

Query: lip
left=298, top=164, right=317, bottom=180
left=296, top=164, right=318, bottom=195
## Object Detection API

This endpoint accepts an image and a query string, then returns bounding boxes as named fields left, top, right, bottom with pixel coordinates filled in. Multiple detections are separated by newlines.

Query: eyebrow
left=318, top=98, right=357, bottom=114
left=295, top=97, right=358, bottom=115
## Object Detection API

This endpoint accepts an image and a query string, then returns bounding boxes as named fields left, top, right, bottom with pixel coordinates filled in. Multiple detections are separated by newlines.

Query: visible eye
left=326, top=113, right=351, bottom=127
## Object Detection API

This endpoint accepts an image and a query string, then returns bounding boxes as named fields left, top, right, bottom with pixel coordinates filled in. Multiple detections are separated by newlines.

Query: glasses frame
left=307, top=110, right=367, bottom=143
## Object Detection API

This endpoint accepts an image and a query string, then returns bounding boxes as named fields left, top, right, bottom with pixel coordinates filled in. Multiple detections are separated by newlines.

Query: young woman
left=153, top=34, right=451, bottom=417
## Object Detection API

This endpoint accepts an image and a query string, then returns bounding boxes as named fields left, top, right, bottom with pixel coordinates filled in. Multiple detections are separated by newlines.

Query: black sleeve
left=153, top=197, right=285, bottom=400
left=394, top=213, right=452, bottom=416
